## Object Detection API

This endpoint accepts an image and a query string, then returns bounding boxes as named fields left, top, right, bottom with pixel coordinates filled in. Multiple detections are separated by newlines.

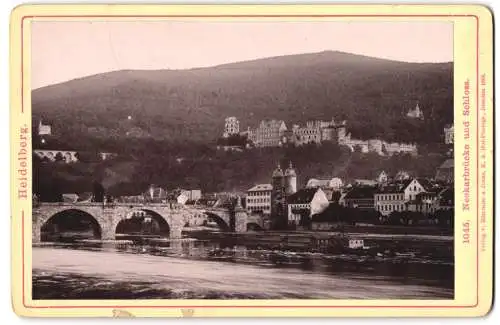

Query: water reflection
left=32, top=236, right=453, bottom=300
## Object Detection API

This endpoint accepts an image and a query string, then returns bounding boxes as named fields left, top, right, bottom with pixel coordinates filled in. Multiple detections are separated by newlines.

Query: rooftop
left=287, top=188, right=320, bottom=204
left=344, top=186, right=377, bottom=200
left=248, top=184, right=273, bottom=192
left=376, top=184, right=405, bottom=194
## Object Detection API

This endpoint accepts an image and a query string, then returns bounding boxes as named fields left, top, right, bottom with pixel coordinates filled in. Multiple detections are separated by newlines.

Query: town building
left=246, top=184, right=272, bottom=216
left=435, top=159, right=454, bottom=183
left=223, top=116, right=240, bottom=138
left=284, top=162, right=298, bottom=195
left=342, top=186, right=377, bottom=211
left=444, top=124, right=454, bottom=144
left=38, top=120, right=52, bottom=136
left=247, top=120, right=287, bottom=147
left=180, top=189, right=202, bottom=202
left=406, top=102, right=424, bottom=119
left=176, top=192, right=189, bottom=205
left=376, top=171, right=389, bottom=184
left=145, top=184, right=168, bottom=203
left=286, top=187, right=330, bottom=226
left=407, top=192, right=440, bottom=215
left=403, top=178, right=432, bottom=201
left=375, top=178, right=440, bottom=216
left=374, top=184, right=406, bottom=216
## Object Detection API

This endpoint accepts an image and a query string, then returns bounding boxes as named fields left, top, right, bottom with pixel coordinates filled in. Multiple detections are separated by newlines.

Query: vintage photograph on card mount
left=10, top=4, right=494, bottom=318
left=29, top=18, right=455, bottom=300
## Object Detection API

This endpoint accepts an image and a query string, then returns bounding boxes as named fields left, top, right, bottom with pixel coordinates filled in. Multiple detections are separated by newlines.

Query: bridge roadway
left=31, top=201, right=263, bottom=243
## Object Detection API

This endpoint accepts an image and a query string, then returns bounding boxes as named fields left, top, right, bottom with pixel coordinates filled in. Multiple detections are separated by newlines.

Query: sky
left=31, top=21, right=453, bottom=89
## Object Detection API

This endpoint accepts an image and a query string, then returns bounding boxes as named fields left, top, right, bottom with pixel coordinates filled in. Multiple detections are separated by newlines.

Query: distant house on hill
left=406, top=102, right=424, bottom=120
left=444, top=124, right=454, bottom=144
left=375, top=171, right=389, bottom=184
left=38, top=120, right=52, bottom=136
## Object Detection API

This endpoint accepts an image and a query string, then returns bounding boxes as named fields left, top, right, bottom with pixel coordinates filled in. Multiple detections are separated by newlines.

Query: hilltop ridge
left=32, top=51, right=453, bottom=147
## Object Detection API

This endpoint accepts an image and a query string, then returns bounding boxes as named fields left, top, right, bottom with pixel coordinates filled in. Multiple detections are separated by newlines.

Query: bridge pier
left=170, top=225, right=182, bottom=239
left=32, top=224, right=41, bottom=244
left=101, top=227, right=116, bottom=241
left=234, top=203, right=248, bottom=233
left=100, top=208, right=118, bottom=241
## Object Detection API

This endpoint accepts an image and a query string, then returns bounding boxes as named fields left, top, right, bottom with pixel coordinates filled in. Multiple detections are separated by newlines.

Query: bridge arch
left=204, top=212, right=231, bottom=231
left=37, top=208, right=102, bottom=242
left=115, top=208, right=170, bottom=237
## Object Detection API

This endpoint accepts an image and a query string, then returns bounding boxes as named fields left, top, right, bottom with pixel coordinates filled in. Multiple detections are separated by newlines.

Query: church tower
left=284, top=161, right=297, bottom=195
left=271, top=163, right=286, bottom=230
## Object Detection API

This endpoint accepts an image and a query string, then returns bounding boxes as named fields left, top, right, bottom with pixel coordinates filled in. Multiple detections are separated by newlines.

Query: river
left=32, top=236, right=453, bottom=300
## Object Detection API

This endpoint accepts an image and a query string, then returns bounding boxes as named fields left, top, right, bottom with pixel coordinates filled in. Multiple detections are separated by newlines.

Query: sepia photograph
left=30, top=20, right=455, bottom=300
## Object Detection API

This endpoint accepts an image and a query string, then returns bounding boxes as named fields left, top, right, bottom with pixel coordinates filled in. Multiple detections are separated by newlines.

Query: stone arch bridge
left=32, top=202, right=254, bottom=243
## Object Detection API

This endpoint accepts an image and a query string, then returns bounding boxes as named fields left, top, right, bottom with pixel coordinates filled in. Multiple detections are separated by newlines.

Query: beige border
left=10, top=4, right=494, bottom=317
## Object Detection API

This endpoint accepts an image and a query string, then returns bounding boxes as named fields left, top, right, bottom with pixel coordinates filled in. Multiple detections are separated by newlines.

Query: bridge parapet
left=32, top=202, right=256, bottom=242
